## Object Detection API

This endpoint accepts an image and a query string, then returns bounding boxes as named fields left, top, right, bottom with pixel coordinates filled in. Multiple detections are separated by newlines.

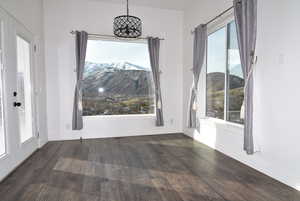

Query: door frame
left=0, top=6, right=9, bottom=161
left=0, top=6, right=39, bottom=182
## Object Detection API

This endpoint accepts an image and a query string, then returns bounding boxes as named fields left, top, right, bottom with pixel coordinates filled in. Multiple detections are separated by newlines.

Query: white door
left=0, top=8, right=38, bottom=181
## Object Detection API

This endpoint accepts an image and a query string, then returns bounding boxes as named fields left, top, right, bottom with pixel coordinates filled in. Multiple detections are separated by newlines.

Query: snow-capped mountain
left=82, top=62, right=154, bottom=97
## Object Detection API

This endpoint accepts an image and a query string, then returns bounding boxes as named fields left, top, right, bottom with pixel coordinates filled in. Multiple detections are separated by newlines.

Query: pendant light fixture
left=113, top=0, right=142, bottom=38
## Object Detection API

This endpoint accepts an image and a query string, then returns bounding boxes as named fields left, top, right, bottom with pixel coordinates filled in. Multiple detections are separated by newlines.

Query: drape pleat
left=188, top=24, right=207, bottom=130
left=148, top=37, right=164, bottom=126
left=72, top=31, right=88, bottom=130
left=234, top=0, right=257, bottom=154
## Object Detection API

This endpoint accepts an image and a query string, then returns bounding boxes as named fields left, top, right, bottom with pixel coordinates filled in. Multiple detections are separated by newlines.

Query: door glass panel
left=16, top=36, right=33, bottom=143
left=206, top=27, right=227, bottom=120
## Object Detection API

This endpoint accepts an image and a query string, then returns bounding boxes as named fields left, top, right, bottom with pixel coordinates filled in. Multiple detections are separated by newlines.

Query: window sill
left=83, top=114, right=156, bottom=120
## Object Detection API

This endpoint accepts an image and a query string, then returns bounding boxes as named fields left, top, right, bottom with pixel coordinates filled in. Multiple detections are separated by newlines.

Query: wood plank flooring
left=0, top=133, right=299, bottom=201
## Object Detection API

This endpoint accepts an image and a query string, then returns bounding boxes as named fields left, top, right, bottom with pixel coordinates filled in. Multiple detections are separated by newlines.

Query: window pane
left=83, top=40, right=155, bottom=116
left=227, top=21, right=244, bottom=124
left=17, top=36, right=34, bottom=143
left=206, top=27, right=226, bottom=120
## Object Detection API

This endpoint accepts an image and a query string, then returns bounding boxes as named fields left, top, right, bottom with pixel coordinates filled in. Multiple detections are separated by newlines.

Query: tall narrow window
left=0, top=21, right=5, bottom=156
left=83, top=39, right=155, bottom=116
left=0, top=67, right=5, bottom=156
left=206, top=21, right=244, bottom=124
left=0, top=52, right=5, bottom=156
left=16, top=36, right=34, bottom=143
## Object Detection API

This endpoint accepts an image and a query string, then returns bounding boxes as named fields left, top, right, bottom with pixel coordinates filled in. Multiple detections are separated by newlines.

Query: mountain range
left=207, top=72, right=244, bottom=91
left=83, top=62, right=244, bottom=99
left=83, top=62, right=154, bottom=98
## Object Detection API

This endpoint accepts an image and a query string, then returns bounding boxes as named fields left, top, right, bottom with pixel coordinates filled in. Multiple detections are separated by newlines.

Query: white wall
left=2, top=0, right=300, bottom=192
left=183, top=0, right=300, bottom=190
left=0, top=0, right=48, bottom=146
left=43, top=0, right=183, bottom=141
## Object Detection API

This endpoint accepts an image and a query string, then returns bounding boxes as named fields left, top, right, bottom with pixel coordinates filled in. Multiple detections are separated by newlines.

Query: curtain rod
left=191, top=5, right=234, bottom=34
left=70, top=31, right=165, bottom=41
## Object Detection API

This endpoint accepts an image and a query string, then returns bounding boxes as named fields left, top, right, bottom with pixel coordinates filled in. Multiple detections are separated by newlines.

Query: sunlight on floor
left=191, top=125, right=217, bottom=149
left=53, top=157, right=210, bottom=196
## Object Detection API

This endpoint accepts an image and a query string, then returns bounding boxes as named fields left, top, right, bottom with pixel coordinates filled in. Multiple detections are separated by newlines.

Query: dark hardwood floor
left=0, top=133, right=299, bottom=201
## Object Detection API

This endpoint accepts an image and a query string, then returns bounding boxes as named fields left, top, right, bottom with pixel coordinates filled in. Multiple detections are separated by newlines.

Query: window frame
left=82, top=37, right=157, bottom=117
left=0, top=19, right=7, bottom=159
left=205, top=13, right=244, bottom=126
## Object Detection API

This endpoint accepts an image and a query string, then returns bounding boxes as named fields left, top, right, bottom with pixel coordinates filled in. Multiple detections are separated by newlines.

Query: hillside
left=83, top=62, right=154, bottom=97
left=82, top=62, right=155, bottom=116
left=206, top=72, right=244, bottom=92
left=206, top=72, right=244, bottom=123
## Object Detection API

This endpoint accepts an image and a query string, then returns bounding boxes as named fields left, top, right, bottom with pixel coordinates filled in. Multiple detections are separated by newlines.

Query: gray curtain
left=148, top=37, right=164, bottom=126
left=188, top=24, right=207, bottom=129
left=72, top=31, right=88, bottom=130
left=234, top=0, right=257, bottom=154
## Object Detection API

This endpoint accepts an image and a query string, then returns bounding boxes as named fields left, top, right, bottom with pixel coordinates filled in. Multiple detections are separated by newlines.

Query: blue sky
left=207, top=27, right=227, bottom=74
left=86, top=29, right=243, bottom=78
left=207, top=23, right=243, bottom=78
left=85, top=40, right=151, bottom=69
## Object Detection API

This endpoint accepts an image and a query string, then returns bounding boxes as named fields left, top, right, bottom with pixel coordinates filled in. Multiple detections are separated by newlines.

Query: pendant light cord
left=127, top=0, right=129, bottom=16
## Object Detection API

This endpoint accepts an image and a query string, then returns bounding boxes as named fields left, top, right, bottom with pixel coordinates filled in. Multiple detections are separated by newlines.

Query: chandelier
left=113, top=0, right=142, bottom=38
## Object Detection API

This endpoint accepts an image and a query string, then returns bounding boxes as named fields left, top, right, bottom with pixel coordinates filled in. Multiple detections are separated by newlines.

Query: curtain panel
left=72, top=31, right=88, bottom=130
left=148, top=37, right=164, bottom=126
left=188, top=24, right=207, bottom=129
left=234, top=0, right=257, bottom=154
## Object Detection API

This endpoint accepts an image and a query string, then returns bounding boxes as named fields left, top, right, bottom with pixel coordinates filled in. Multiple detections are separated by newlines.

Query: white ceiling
left=89, top=0, right=189, bottom=11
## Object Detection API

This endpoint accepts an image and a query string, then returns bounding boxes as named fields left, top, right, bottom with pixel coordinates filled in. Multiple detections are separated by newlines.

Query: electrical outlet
left=278, top=53, right=285, bottom=65
left=170, top=118, right=174, bottom=125
left=66, top=124, right=71, bottom=130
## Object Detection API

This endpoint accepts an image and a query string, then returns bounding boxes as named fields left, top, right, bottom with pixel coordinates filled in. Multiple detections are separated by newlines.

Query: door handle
left=13, top=102, right=22, bottom=107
